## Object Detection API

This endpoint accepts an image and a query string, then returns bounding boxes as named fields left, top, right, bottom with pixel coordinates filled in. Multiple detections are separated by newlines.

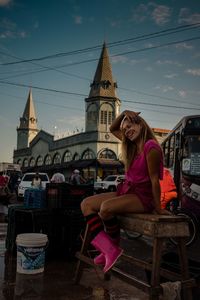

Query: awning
left=97, top=159, right=124, bottom=168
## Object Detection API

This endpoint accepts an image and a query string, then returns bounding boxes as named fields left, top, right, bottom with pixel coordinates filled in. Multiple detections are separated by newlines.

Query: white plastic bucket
left=16, top=233, right=48, bottom=274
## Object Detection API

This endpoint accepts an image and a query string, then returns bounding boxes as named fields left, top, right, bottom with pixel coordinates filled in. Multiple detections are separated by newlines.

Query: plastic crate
left=6, top=206, right=52, bottom=254
left=24, top=188, right=46, bottom=208
left=50, top=208, right=85, bottom=259
left=46, top=183, right=94, bottom=209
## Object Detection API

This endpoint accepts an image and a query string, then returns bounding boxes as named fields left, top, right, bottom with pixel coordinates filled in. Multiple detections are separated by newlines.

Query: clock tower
left=17, top=89, right=39, bottom=150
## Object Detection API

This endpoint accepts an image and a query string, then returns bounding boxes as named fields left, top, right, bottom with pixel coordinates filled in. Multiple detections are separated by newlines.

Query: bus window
left=169, top=135, right=175, bottom=168
left=182, top=136, right=200, bottom=176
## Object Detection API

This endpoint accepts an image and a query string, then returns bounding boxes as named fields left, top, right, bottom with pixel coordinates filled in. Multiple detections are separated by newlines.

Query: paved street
left=0, top=224, right=200, bottom=299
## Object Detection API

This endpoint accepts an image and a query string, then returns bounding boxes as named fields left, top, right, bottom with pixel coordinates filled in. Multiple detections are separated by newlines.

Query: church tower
left=17, top=89, right=39, bottom=149
left=85, top=42, right=121, bottom=132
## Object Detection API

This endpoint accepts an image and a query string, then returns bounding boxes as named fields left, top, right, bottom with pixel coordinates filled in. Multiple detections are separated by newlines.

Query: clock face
left=105, top=133, right=110, bottom=140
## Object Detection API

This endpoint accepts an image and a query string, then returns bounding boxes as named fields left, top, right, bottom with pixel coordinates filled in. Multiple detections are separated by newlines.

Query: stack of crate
left=24, top=188, right=46, bottom=208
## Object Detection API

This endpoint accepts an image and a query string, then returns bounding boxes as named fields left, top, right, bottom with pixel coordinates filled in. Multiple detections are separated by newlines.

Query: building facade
left=13, top=43, right=170, bottom=181
left=13, top=43, right=124, bottom=180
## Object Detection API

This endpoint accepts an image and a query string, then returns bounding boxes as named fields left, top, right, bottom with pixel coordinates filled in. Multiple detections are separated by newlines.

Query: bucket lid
left=16, top=233, right=48, bottom=246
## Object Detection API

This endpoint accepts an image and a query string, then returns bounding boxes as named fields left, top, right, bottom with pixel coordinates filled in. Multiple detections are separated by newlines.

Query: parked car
left=18, top=172, right=50, bottom=198
left=94, top=175, right=125, bottom=193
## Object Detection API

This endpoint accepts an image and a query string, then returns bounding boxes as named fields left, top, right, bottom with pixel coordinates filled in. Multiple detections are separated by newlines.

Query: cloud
left=185, top=69, right=200, bottom=76
left=156, top=60, right=182, bottom=67
left=164, top=73, right=178, bottom=79
left=0, top=18, right=28, bottom=39
left=0, top=0, right=12, bottom=7
left=175, top=43, right=193, bottom=50
left=178, top=8, right=200, bottom=24
left=178, top=90, right=187, bottom=97
left=151, top=4, right=172, bottom=25
left=73, top=15, right=82, bottom=24
left=111, top=55, right=128, bottom=64
left=130, top=2, right=172, bottom=25
left=154, top=85, right=174, bottom=93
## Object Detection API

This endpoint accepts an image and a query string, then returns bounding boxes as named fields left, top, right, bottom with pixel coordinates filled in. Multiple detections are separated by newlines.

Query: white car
left=94, top=175, right=125, bottom=193
left=18, top=172, right=50, bottom=198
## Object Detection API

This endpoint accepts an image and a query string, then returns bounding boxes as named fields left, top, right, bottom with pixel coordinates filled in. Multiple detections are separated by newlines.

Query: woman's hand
left=123, top=110, right=140, bottom=121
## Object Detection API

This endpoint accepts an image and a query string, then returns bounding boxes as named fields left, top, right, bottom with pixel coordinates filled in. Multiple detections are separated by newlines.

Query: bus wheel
left=169, top=210, right=198, bottom=247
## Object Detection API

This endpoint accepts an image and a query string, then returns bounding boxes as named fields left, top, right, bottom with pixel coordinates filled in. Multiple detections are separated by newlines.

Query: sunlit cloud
left=130, top=2, right=172, bottom=25
left=111, top=55, right=128, bottom=64
left=154, top=85, right=174, bottom=93
left=175, top=42, right=193, bottom=50
left=151, top=4, right=172, bottom=25
left=73, top=15, right=82, bottom=24
left=178, top=90, right=187, bottom=97
left=0, top=0, right=12, bottom=7
left=0, top=18, right=28, bottom=39
left=185, top=69, right=200, bottom=76
left=164, top=73, right=178, bottom=79
left=156, top=60, right=182, bottom=67
left=130, top=58, right=146, bottom=65
left=178, top=8, right=200, bottom=24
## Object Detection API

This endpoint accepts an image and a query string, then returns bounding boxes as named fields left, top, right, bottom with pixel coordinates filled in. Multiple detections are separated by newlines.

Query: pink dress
left=117, top=139, right=163, bottom=212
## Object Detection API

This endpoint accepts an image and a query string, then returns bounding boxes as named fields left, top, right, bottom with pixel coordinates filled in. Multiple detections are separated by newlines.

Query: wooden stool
left=74, top=214, right=195, bottom=300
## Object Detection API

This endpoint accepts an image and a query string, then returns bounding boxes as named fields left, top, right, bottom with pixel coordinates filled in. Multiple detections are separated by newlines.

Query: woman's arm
left=146, top=148, right=170, bottom=214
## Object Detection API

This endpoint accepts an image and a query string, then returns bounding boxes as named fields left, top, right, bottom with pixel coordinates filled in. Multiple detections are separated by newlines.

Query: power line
left=1, top=22, right=200, bottom=66
left=1, top=80, right=200, bottom=111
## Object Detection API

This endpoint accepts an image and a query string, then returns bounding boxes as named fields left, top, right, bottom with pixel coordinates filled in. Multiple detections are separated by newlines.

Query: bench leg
left=150, top=237, right=164, bottom=300
left=74, top=224, right=91, bottom=284
left=177, top=237, right=193, bottom=300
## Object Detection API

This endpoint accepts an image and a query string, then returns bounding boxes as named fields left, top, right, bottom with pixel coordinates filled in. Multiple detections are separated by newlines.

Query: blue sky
left=0, top=0, right=200, bottom=162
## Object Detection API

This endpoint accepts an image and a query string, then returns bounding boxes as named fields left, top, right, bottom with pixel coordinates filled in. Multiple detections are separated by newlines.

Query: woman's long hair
left=121, top=116, right=158, bottom=171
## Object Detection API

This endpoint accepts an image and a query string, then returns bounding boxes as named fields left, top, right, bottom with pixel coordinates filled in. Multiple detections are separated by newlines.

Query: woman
left=81, top=110, right=169, bottom=273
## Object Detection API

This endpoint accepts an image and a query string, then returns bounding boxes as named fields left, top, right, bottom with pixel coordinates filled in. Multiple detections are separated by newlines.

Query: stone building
left=13, top=43, right=124, bottom=180
left=13, top=42, right=170, bottom=180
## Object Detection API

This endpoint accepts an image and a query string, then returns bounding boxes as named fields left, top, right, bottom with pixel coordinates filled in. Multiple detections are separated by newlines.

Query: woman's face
left=121, top=119, right=142, bottom=141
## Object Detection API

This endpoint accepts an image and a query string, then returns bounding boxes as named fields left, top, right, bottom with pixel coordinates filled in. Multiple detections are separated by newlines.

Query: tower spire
left=89, top=42, right=117, bottom=98
left=17, top=89, right=38, bottom=149
left=19, top=88, right=37, bottom=130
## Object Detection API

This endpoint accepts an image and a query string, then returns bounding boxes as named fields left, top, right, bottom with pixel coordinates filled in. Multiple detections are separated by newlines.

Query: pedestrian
left=81, top=110, right=170, bottom=273
left=70, top=169, right=86, bottom=185
left=31, top=172, right=42, bottom=188
left=51, top=172, right=65, bottom=183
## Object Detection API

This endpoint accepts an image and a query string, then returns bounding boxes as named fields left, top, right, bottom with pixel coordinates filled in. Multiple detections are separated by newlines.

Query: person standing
left=70, top=170, right=86, bottom=185
left=31, top=173, right=42, bottom=188
left=81, top=110, right=170, bottom=273
left=51, top=172, right=65, bottom=183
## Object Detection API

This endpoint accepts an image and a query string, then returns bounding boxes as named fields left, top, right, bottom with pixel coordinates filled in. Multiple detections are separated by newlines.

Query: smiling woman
left=79, top=109, right=170, bottom=274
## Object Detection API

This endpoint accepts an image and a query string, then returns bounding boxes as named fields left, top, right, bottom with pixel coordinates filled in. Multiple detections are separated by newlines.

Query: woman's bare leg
left=99, top=194, right=145, bottom=220
left=81, top=192, right=117, bottom=216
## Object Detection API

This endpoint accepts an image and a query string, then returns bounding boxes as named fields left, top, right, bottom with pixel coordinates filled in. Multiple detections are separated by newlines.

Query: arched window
left=53, top=153, right=61, bottom=165
left=100, top=103, right=114, bottom=126
left=98, top=149, right=117, bottom=160
left=36, top=156, right=43, bottom=166
left=73, top=153, right=80, bottom=161
left=63, top=150, right=72, bottom=162
left=29, top=157, right=35, bottom=167
left=44, top=155, right=52, bottom=166
left=17, top=159, right=22, bottom=167
left=23, top=158, right=28, bottom=168
left=82, top=149, right=95, bottom=160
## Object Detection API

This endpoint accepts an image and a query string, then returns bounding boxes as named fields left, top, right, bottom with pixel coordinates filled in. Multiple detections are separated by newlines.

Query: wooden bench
left=74, top=213, right=195, bottom=300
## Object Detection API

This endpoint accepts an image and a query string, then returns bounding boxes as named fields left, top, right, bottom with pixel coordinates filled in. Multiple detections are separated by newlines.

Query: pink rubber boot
left=94, top=237, right=120, bottom=265
left=91, top=231, right=123, bottom=273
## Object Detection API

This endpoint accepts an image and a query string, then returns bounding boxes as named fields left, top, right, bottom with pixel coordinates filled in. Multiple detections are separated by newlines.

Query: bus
left=161, top=115, right=200, bottom=245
